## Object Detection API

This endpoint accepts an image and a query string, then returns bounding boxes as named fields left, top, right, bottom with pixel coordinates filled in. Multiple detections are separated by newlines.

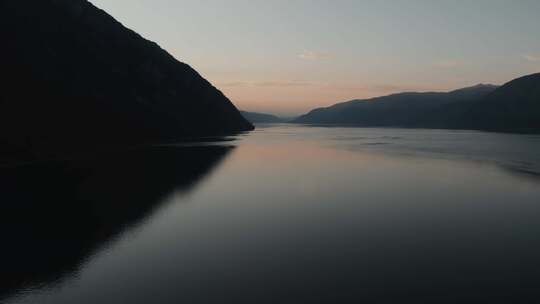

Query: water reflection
left=3, top=126, right=540, bottom=304
left=0, top=145, right=232, bottom=301
left=255, top=124, right=540, bottom=181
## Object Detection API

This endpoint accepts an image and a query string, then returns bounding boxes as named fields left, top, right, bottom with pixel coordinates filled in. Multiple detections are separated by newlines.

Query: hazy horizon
left=90, top=0, right=540, bottom=116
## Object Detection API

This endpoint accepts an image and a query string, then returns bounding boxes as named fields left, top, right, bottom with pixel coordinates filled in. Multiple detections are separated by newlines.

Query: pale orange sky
left=217, top=79, right=465, bottom=116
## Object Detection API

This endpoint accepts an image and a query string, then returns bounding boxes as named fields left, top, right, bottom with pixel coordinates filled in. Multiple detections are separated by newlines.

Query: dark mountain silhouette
left=453, top=73, right=540, bottom=133
left=0, top=145, right=232, bottom=302
left=0, top=0, right=252, bottom=162
left=241, top=111, right=285, bottom=124
left=294, top=84, right=498, bottom=126
left=295, top=73, right=540, bottom=133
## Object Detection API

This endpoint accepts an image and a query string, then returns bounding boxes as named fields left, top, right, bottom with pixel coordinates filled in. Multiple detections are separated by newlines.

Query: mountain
left=241, top=111, right=285, bottom=124
left=0, top=0, right=253, bottom=161
left=456, top=73, right=540, bottom=133
left=294, top=84, right=498, bottom=126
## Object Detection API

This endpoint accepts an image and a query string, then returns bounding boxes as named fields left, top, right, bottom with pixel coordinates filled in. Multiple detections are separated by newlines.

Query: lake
left=2, top=125, right=540, bottom=303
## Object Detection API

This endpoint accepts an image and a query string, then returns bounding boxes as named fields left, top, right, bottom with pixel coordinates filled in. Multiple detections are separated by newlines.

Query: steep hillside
left=241, top=111, right=285, bottom=124
left=0, top=0, right=253, bottom=161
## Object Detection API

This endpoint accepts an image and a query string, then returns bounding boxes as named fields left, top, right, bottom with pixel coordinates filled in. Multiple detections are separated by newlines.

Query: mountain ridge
left=294, top=74, right=539, bottom=133
left=240, top=111, right=286, bottom=124
left=316, top=83, right=499, bottom=111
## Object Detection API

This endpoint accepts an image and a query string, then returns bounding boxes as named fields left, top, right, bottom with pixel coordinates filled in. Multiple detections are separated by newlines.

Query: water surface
left=3, top=125, right=540, bottom=303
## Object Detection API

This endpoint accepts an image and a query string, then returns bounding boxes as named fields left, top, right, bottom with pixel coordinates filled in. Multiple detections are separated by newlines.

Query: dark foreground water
left=2, top=125, right=540, bottom=304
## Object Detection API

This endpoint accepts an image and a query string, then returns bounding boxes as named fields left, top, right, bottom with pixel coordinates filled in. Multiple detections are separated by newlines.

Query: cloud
left=522, top=54, right=540, bottom=62
left=256, top=81, right=314, bottom=87
left=298, top=50, right=333, bottom=60
left=433, top=60, right=462, bottom=69
left=219, top=81, right=437, bottom=94
left=332, top=83, right=441, bottom=94
left=219, top=81, right=249, bottom=87
left=369, top=84, right=408, bottom=92
left=218, top=81, right=315, bottom=88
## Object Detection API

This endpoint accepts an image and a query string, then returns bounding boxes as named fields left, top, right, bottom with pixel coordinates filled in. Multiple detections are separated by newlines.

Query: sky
left=91, top=0, right=540, bottom=116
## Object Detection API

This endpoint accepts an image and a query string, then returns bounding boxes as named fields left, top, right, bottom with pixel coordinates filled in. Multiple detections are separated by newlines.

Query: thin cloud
left=433, top=60, right=462, bottom=69
left=256, top=81, right=315, bottom=87
left=522, top=54, right=540, bottom=62
left=333, top=84, right=409, bottom=92
left=219, top=81, right=249, bottom=87
left=370, top=84, right=408, bottom=92
left=219, top=81, right=436, bottom=93
left=218, top=81, right=316, bottom=87
left=298, top=50, right=333, bottom=60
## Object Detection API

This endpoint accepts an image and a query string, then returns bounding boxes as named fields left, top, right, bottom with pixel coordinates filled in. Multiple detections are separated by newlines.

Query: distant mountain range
left=0, top=0, right=252, bottom=161
left=240, top=111, right=286, bottom=124
left=294, top=73, right=540, bottom=133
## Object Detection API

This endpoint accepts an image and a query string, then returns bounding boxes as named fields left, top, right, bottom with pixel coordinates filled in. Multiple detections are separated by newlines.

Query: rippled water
left=3, top=125, right=540, bottom=303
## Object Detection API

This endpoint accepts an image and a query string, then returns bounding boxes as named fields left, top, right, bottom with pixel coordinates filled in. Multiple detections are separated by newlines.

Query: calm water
left=2, top=125, right=540, bottom=303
